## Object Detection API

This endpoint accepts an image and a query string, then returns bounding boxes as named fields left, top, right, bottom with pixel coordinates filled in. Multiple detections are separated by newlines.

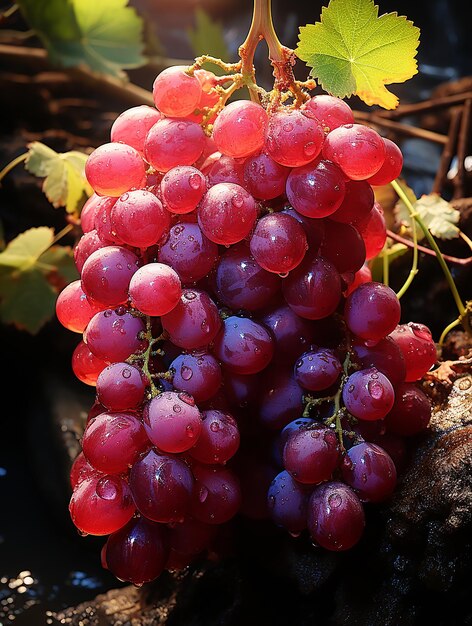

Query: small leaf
left=395, top=192, right=461, bottom=240
left=0, top=267, right=58, bottom=334
left=25, top=142, right=92, bottom=214
left=296, top=0, right=420, bottom=109
left=18, top=0, right=145, bottom=79
left=41, top=246, right=79, bottom=284
left=188, top=8, right=230, bottom=74
left=0, top=227, right=54, bottom=271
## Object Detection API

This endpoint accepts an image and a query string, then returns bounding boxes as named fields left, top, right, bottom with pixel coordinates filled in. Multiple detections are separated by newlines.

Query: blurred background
left=0, top=0, right=470, bottom=623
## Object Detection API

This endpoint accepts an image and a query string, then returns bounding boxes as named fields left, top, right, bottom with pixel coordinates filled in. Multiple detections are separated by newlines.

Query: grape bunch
left=55, top=64, right=437, bottom=584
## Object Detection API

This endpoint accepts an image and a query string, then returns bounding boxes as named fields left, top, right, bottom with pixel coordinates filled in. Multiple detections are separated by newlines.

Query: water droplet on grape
left=180, top=366, right=193, bottom=381
left=96, top=476, right=118, bottom=500
left=189, top=173, right=202, bottom=190
left=210, top=421, right=220, bottom=433
left=199, top=486, right=209, bottom=502
left=173, top=404, right=182, bottom=413
left=122, top=367, right=131, bottom=379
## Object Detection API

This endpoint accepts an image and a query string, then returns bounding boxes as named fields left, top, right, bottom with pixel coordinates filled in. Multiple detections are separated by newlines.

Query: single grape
left=285, top=159, right=346, bottom=219
left=170, top=352, right=222, bottom=403
left=258, top=366, right=304, bottom=430
left=93, top=196, right=123, bottom=244
left=342, top=367, right=395, bottom=421
left=243, top=152, right=290, bottom=200
left=385, top=382, right=431, bottom=436
left=249, top=212, right=308, bottom=274
left=130, top=450, right=194, bottom=523
left=283, top=427, right=340, bottom=485
left=341, top=442, right=397, bottom=502
left=84, top=308, right=146, bottom=363
left=303, top=95, right=355, bottom=131
left=265, top=109, right=324, bottom=167
left=188, top=410, right=240, bottom=464
left=128, top=263, right=182, bottom=317
left=144, top=118, right=206, bottom=172
left=96, top=363, right=147, bottom=411
left=273, top=417, right=315, bottom=467
left=190, top=464, right=241, bottom=524
left=80, top=194, right=104, bottom=233
left=330, top=180, right=374, bottom=226
left=104, top=517, right=169, bottom=585
left=282, top=254, right=342, bottom=320
left=294, top=349, right=342, bottom=391
left=81, top=246, right=140, bottom=308
left=72, top=340, right=108, bottom=386
left=85, top=143, right=146, bottom=197
left=259, top=304, right=319, bottom=361
left=212, top=100, right=268, bottom=158
left=110, top=190, right=169, bottom=248
left=160, top=166, right=206, bottom=214
left=158, top=222, right=219, bottom=285
left=215, top=243, right=280, bottom=311
left=366, top=137, right=403, bottom=186
left=56, top=280, right=101, bottom=333
left=212, top=315, right=274, bottom=375
left=197, top=182, right=257, bottom=245
left=267, top=469, right=310, bottom=535
left=319, top=220, right=366, bottom=274
left=110, top=105, right=162, bottom=154
left=389, top=322, right=437, bottom=381
left=82, top=411, right=149, bottom=474
left=69, top=474, right=135, bottom=536
left=307, top=481, right=365, bottom=551
left=344, top=282, right=401, bottom=342
left=351, top=336, right=406, bottom=385
left=161, top=289, right=221, bottom=350
left=357, top=201, right=387, bottom=260
left=322, top=124, right=386, bottom=180
left=152, top=65, right=202, bottom=117
left=206, top=155, right=245, bottom=187
left=143, top=391, right=202, bottom=453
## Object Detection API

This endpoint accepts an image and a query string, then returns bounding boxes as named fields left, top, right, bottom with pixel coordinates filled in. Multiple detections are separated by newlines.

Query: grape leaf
left=0, top=267, right=59, bottom=334
left=25, top=142, right=92, bottom=215
left=0, top=228, right=78, bottom=333
left=0, top=227, right=54, bottom=271
left=296, top=0, right=420, bottom=109
left=18, top=0, right=145, bottom=79
left=395, top=192, right=461, bottom=240
left=188, top=7, right=230, bottom=73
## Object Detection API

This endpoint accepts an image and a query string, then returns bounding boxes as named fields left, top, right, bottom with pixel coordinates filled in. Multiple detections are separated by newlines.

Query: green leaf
left=25, top=142, right=92, bottom=214
left=296, top=0, right=420, bottom=109
left=0, top=228, right=78, bottom=333
left=395, top=192, right=461, bottom=240
left=0, top=268, right=58, bottom=334
left=18, top=0, right=145, bottom=79
left=0, top=227, right=54, bottom=271
left=188, top=8, right=230, bottom=74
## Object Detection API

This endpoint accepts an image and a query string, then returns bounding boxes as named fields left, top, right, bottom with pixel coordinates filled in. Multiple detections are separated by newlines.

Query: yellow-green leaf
left=395, top=192, right=461, bottom=240
left=0, top=227, right=54, bottom=271
left=296, top=0, right=420, bottom=109
left=25, top=142, right=92, bottom=214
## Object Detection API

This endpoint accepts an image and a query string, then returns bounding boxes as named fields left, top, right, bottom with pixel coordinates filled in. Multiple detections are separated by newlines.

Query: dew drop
left=122, top=367, right=132, bottom=379
left=180, top=365, right=193, bottom=381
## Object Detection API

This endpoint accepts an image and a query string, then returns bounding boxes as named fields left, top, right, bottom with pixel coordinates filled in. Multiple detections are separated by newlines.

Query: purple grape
left=215, top=243, right=280, bottom=311
left=283, top=427, right=340, bottom=485
left=267, top=470, right=310, bottom=535
left=161, top=289, right=221, bottom=350
left=258, top=365, right=304, bottom=430
left=307, top=481, right=365, bottom=550
left=143, top=391, right=202, bottom=453
left=188, top=409, right=240, bottom=464
left=96, top=362, right=147, bottom=411
left=343, top=367, right=395, bottom=421
left=170, top=352, right=222, bottom=402
left=104, top=517, right=169, bottom=585
left=344, top=282, right=401, bottom=342
left=212, top=316, right=274, bottom=375
left=342, top=442, right=397, bottom=502
left=384, top=382, right=431, bottom=436
left=351, top=336, right=406, bottom=386
left=190, top=464, right=241, bottom=524
left=84, top=308, right=146, bottom=363
left=259, top=304, right=318, bottom=361
left=294, top=349, right=342, bottom=391
left=130, top=450, right=194, bottom=523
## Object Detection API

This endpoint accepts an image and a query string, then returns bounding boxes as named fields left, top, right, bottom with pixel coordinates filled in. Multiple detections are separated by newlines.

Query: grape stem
left=395, top=205, right=419, bottom=299
left=238, top=0, right=308, bottom=106
left=0, top=152, right=27, bottom=184
left=127, top=318, right=167, bottom=398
